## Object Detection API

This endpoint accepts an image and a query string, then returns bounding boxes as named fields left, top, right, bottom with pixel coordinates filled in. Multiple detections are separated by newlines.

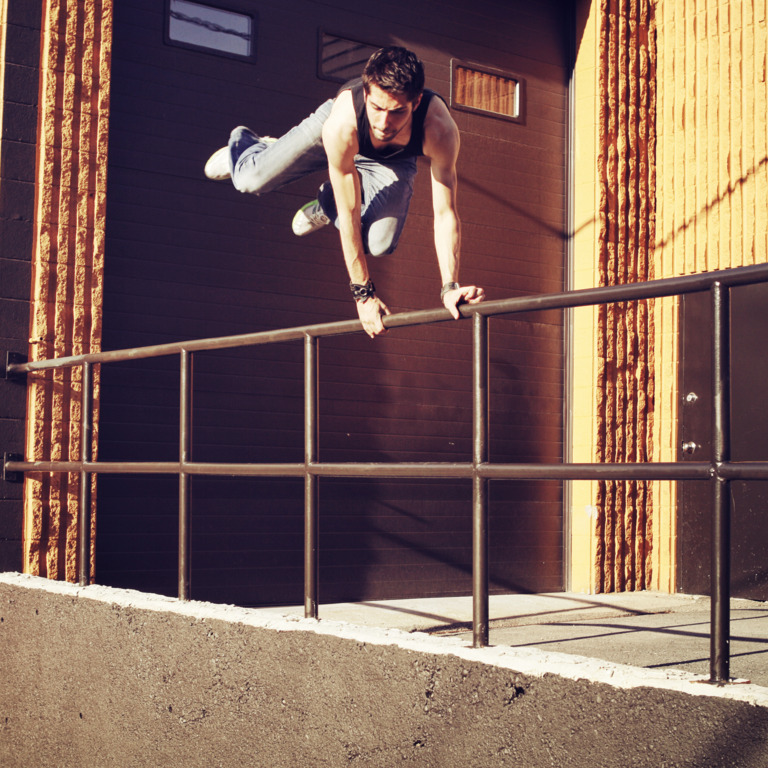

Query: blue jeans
left=227, top=99, right=418, bottom=256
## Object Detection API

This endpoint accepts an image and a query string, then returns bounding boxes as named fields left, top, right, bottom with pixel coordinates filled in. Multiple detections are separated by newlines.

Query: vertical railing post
left=179, top=349, right=192, bottom=600
left=304, top=334, right=319, bottom=619
left=710, top=282, right=731, bottom=683
left=472, top=313, right=489, bottom=648
left=77, top=361, right=93, bottom=586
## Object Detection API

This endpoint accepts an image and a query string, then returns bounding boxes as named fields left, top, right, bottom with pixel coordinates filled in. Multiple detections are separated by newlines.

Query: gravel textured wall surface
left=2, top=573, right=768, bottom=767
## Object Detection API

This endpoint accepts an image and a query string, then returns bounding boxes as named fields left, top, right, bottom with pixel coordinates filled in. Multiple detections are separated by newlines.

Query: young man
left=204, top=46, right=484, bottom=337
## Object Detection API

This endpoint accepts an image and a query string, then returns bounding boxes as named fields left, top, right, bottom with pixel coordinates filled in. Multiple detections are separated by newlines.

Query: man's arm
left=424, top=99, right=485, bottom=318
left=322, top=92, right=391, bottom=337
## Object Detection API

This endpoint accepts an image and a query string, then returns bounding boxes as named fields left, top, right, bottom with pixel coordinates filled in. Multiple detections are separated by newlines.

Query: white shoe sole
left=205, top=136, right=278, bottom=181
left=204, top=146, right=230, bottom=180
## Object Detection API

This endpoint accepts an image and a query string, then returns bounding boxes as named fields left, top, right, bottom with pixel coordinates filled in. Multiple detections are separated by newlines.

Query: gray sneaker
left=292, top=199, right=331, bottom=236
left=204, top=134, right=277, bottom=180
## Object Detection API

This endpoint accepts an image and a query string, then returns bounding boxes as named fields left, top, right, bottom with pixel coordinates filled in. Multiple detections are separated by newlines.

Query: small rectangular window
left=167, top=0, right=256, bottom=60
left=317, top=32, right=380, bottom=84
left=451, top=60, right=524, bottom=123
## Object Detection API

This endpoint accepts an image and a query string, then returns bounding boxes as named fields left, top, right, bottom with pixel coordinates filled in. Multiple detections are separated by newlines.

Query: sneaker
left=204, top=146, right=230, bottom=180
left=204, top=135, right=277, bottom=180
left=292, top=199, right=331, bottom=236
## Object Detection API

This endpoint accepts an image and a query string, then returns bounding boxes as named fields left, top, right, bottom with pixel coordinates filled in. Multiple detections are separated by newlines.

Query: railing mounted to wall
left=5, top=263, right=768, bottom=684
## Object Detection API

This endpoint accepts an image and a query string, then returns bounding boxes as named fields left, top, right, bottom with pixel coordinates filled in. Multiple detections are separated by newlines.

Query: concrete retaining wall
left=2, top=573, right=768, bottom=767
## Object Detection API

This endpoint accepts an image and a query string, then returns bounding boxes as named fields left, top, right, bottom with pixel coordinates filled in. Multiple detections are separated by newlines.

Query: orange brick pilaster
left=24, top=0, right=112, bottom=581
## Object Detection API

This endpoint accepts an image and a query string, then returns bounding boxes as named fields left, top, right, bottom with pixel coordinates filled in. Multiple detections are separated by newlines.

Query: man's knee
left=229, top=127, right=273, bottom=195
left=367, top=217, right=401, bottom=257
left=231, top=164, right=269, bottom=195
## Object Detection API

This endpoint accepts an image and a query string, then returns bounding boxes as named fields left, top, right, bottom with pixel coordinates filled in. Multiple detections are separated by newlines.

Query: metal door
left=678, top=283, right=768, bottom=598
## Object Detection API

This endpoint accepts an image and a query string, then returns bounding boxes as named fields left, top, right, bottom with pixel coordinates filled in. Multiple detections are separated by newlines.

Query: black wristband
left=350, top=280, right=376, bottom=303
left=441, top=281, right=460, bottom=300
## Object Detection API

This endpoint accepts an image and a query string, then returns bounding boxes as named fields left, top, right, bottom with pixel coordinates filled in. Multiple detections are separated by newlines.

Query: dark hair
left=362, top=46, right=425, bottom=102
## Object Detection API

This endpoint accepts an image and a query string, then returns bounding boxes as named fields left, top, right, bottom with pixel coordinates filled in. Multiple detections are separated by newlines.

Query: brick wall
left=0, top=0, right=42, bottom=571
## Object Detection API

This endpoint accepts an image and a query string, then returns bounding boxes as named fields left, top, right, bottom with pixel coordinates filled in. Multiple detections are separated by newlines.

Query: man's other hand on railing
left=356, top=294, right=392, bottom=338
left=442, top=284, right=486, bottom=319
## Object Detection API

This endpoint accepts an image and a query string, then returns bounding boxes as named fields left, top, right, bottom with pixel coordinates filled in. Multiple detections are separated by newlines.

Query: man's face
left=364, top=83, right=422, bottom=143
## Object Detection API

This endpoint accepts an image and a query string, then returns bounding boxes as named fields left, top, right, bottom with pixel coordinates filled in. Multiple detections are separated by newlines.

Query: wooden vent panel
left=451, top=61, right=523, bottom=122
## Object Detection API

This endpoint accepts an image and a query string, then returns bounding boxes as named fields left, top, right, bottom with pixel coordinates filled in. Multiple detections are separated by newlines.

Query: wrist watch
left=441, top=281, right=460, bottom=300
left=350, top=280, right=376, bottom=303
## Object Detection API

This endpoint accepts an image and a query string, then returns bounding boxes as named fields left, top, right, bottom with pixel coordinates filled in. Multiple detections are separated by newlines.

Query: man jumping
left=204, top=46, right=484, bottom=338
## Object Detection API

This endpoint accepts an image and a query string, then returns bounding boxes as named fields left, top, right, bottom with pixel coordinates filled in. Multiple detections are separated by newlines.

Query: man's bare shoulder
left=325, top=90, right=357, bottom=133
left=423, top=96, right=459, bottom=163
left=323, top=89, right=359, bottom=164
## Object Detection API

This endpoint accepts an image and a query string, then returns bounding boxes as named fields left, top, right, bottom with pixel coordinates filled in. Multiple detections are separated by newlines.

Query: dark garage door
left=96, top=0, right=571, bottom=605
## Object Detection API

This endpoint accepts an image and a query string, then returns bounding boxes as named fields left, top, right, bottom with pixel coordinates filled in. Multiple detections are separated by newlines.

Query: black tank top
left=340, top=78, right=440, bottom=161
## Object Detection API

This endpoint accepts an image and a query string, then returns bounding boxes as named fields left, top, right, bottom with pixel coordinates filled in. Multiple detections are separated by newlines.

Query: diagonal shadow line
left=459, top=175, right=570, bottom=239
left=459, top=155, right=768, bottom=253
left=325, top=490, right=562, bottom=602
left=460, top=152, right=768, bottom=252
left=356, top=595, right=666, bottom=626
left=504, top=616, right=768, bottom=649
left=351, top=510, right=694, bottom=623
left=346, top=505, right=767, bottom=626
left=655, top=155, right=768, bottom=250
left=645, top=646, right=768, bottom=669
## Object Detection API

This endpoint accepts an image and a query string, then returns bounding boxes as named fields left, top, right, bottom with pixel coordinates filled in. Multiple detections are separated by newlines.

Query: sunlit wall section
left=651, top=0, right=768, bottom=591
left=570, top=0, right=656, bottom=593
left=23, top=0, right=112, bottom=581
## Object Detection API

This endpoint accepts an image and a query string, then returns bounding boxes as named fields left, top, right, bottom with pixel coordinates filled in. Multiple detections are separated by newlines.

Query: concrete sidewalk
left=268, top=591, right=768, bottom=688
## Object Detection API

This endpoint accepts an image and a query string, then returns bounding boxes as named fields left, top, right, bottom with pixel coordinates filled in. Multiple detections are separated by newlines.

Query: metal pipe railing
left=304, top=334, right=319, bottom=620
left=1, top=459, right=718, bottom=480
left=710, top=282, right=732, bottom=683
left=6, top=262, right=768, bottom=683
left=7, top=264, right=767, bottom=376
left=77, top=361, right=93, bottom=587
left=179, top=349, right=193, bottom=601
left=472, top=313, right=489, bottom=648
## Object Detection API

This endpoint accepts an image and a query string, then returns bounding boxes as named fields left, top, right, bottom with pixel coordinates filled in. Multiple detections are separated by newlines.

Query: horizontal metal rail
left=7, top=263, right=768, bottom=375
left=2, top=458, right=737, bottom=480
left=5, top=261, right=768, bottom=681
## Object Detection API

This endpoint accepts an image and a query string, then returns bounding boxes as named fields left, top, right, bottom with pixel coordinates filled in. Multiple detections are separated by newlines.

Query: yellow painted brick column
left=23, top=0, right=112, bottom=581
left=650, top=0, right=768, bottom=592
left=574, top=0, right=768, bottom=595
left=570, top=0, right=603, bottom=594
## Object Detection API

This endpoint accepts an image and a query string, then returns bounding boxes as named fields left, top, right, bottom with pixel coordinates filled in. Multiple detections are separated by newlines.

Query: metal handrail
left=6, top=261, right=768, bottom=683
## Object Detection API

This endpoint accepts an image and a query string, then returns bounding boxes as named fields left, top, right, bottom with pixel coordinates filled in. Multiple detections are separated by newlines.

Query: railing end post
left=3, top=351, right=27, bottom=381
left=3, top=453, right=23, bottom=484
left=304, top=598, right=319, bottom=620
left=472, top=622, right=489, bottom=649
